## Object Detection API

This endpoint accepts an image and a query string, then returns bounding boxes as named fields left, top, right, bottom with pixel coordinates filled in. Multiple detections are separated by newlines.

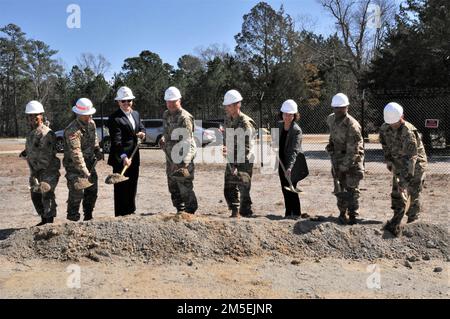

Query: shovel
left=105, top=141, right=140, bottom=185
left=275, top=151, right=302, bottom=194
left=395, top=177, right=411, bottom=213
left=29, top=177, right=51, bottom=193
left=225, top=161, right=251, bottom=185
left=74, top=158, right=98, bottom=190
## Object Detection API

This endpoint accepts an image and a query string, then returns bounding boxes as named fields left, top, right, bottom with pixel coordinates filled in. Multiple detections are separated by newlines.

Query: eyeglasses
left=120, top=100, right=132, bottom=104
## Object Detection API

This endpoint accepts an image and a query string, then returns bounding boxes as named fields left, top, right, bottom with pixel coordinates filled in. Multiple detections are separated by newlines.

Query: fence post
left=361, top=89, right=368, bottom=140
left=259, top=92, right=264, bottom=168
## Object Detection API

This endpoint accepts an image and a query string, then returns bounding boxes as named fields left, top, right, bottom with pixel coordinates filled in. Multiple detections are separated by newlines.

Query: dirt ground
left=0, top=140, right=448, bottom=299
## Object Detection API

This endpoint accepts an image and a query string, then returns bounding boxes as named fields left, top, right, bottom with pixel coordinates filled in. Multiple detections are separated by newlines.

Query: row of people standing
left=323, top=93, right=427, bottom=236
left=22, top=88, right=427, bottom=237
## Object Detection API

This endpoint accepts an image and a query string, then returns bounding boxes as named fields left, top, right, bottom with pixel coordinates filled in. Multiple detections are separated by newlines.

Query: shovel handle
left=120, top=164, right=129, bottom=175
left=119, top=140, right=140, bottom=176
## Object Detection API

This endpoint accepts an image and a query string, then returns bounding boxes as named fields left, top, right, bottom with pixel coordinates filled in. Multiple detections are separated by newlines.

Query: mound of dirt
left=0, top=213, right=448, bottom=263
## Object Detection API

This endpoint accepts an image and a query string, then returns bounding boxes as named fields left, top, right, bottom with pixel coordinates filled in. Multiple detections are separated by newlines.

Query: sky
left=0, top=0, right=402, bottom=79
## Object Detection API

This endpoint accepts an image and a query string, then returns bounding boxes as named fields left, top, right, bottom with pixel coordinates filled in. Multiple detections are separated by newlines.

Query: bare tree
left=77, top=53, right=111, bottom=76
left=194, top=43, right=231, bottom=64
left=318, top=0, right=396, bottom=84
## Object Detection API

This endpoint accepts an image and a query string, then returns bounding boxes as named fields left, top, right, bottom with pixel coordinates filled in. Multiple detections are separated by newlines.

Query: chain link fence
left=184, top=89, right=450, bottom=175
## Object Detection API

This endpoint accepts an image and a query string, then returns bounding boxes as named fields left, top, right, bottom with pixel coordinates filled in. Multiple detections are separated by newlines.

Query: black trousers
left=113, top=163, right=139, bottom=216
left=279, top=165, right=301, bottom=216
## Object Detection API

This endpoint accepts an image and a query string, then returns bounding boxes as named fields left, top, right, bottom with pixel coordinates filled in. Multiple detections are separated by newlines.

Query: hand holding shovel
left=105, top=140, right=140, bottom=185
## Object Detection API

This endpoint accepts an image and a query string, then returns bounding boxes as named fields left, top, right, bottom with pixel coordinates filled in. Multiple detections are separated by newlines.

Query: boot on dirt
left=230, top=208, right=240, bottom=218
left=383, top=219, right=402, bottom=237
left=46, top=217, right=54, bottom=224
left=338, top=211, right=348, bottom=225
left=83, top=212, right=93, bottom=221
left=406, top=213, right=419, bottom=224
left=348, top=212, right=358, bottom=225
left=35, top=217, right=46, bottom=226
left=240, top=209, right=254, bottom=218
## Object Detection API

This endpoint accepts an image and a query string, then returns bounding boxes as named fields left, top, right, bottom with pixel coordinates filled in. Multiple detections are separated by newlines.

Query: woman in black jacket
left=107, top=86, right=146, bottom=216
left=277, top=99, right=306, bottom=219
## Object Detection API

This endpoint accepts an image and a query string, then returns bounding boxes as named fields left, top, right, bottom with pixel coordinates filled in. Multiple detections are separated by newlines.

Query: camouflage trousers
left=166, top=161, right=198, bottom=213
left=30, top=170, right=60, bottom=219
left=390, top=169, right=425, bottom=223
left=65, top=169, right=98, bottom=221
left=333, top=168, right=363, bottom=217
left=224, top=162, right=253, bottom=215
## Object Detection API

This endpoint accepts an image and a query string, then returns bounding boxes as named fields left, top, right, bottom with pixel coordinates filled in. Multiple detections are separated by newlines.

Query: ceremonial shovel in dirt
left=29, top=178, right=51, bottom=193
left=105, top=142, right=140, bottom=185
left=74, top=158, right=98, bottom=190
left=275, top=151, right=302, bottom=194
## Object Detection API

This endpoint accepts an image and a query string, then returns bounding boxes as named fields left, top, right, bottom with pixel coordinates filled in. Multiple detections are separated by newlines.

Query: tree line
left=0, top=0, right=448, bottom=137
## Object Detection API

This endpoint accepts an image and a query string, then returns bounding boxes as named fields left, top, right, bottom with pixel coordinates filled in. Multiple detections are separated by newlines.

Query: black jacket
left=277, top=121, right=308, bottom=183
left=107, top=108, right=145, bottom=168
left=277, top=121, right=303, bottom=170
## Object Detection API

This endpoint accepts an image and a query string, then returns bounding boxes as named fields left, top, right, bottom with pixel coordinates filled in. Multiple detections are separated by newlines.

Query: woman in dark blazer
left=277, top=99, right=305, bottom=219
left=107, top=86, right=146, bottom=216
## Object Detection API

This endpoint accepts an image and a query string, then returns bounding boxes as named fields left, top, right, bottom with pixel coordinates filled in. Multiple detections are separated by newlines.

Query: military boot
left=348, top=211, right=359, bottom=225
left=338, top=211, right=348, bottom=225
left=83, top=212, right=93, bottom=221
left=406, top=213, right=419, bottom=224
left=230, top=208, right=240, bottom=218
left=384, top=220, right=402, bottom=237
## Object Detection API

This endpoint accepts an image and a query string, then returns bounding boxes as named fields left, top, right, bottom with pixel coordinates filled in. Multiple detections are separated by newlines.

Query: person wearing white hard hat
left=63, top=98, right=103, bottom=222
left=23, top=100, right=61, bottom=226
left=326, top=93, right=365, bottom=225
left=159, top=86, right=198, bottom=214
left=222, top=89, right=257, bottom=218
left=276, top=100, right=309, bottom=219
left=107, top=86, right=145, bottom=217
left=379, top=102, right=428, bottom=236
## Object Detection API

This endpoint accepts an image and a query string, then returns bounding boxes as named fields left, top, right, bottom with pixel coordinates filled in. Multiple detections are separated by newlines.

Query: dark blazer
left=107, top=108, right=145, bottom=168
left=277, top=121, right=308, bottom=183
left=278, top=121, right=303, bottom=170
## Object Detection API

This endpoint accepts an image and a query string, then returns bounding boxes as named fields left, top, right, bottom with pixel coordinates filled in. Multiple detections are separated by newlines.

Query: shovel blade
left=105, top=173, right=129, bottom=184
left=39, top=182, right=51, bottom=193
left=283, top=185, right=302, bottom=193
left=74, top=178, right=93, bottom=190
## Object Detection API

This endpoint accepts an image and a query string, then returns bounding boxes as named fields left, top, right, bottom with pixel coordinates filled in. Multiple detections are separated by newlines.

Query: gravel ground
left=0, top=140, right=448, bottom=298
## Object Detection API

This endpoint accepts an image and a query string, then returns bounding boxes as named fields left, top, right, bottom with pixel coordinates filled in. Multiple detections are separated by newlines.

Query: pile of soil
left=1, top=213, right=447, bottom=264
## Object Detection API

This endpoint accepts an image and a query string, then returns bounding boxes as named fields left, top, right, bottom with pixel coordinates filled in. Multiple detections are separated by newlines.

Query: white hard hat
left=115, top=86, right=135, bottom=101
left=164, top=86, right=182, bottom=101
left=25, top=100, right=44, bottom=114
left=280, top=99, right=298, bottom=114
left=72, top=98, right=96, bottom=115
left=331, top=93, right=350, bottom=107
left=384, top=102, right=403, bottom=124
left=223, top=89, right=243, bottom=106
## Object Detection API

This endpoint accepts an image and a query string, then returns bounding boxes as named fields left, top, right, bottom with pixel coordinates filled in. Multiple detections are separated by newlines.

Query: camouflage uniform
left=25, top=124, right=61, bottom=219
left=223, top=112, right=257, bottom=216
left=379, top=121, right=427, bottom=226
left=63, top=118, right=100, bottom=221
left=162, top=108, right=198, bottom=213
left=326, top=113, right=365, bottom=221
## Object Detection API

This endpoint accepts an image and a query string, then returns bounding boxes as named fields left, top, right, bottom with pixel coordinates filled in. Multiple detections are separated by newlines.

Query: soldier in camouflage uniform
left=380, top=102, right=427, bottom=236
left=326, top=93, right=365, bottom=225
left=159, top=87, right=198, bottom=214
left=222, top=90, right=257, bottom=218
left=63, top=98, right=103, bottom=222
left=22, top=101, right=61, bottom=226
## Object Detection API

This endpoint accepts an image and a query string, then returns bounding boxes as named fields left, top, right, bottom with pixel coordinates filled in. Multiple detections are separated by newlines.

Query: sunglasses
left=120, top=100, right=133, bottom=104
